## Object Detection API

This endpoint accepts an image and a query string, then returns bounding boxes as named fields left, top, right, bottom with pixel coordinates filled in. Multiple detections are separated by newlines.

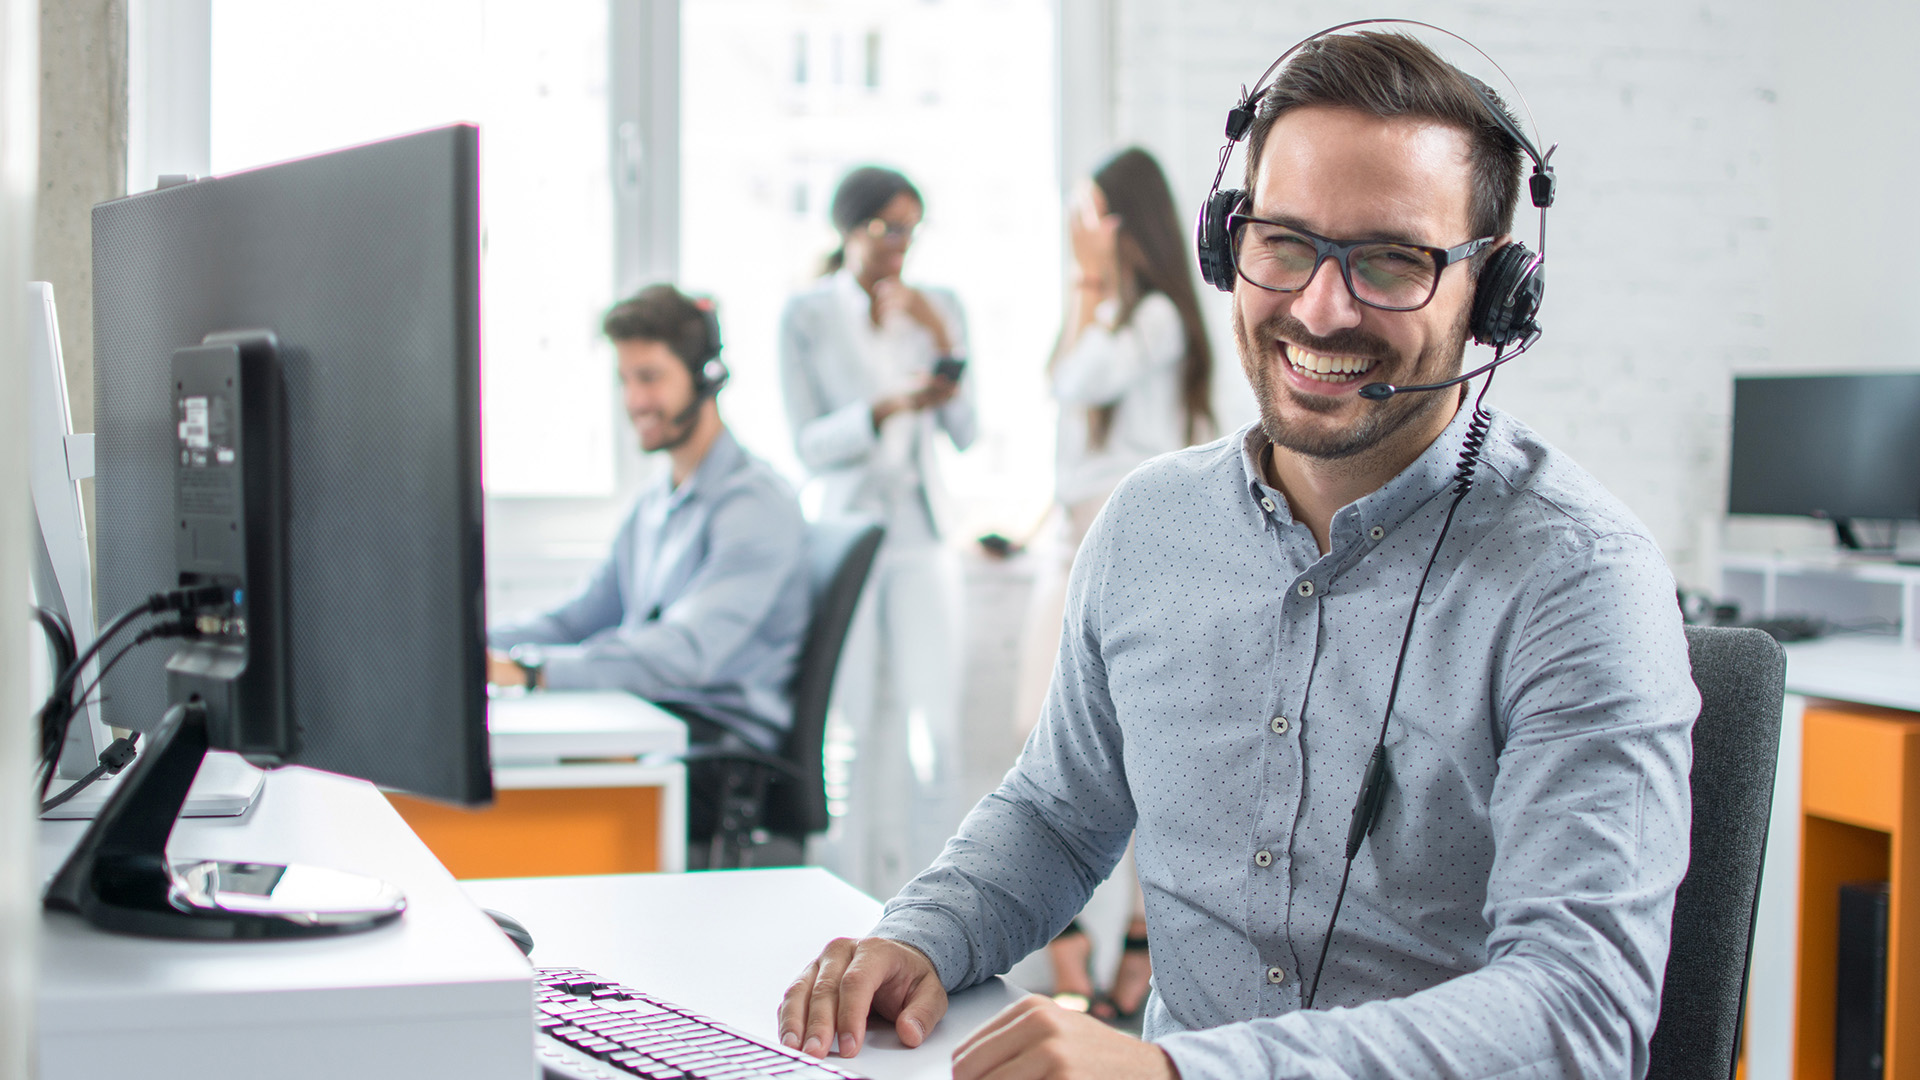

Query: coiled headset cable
left=1302, top=366, right=1500, bottom=1009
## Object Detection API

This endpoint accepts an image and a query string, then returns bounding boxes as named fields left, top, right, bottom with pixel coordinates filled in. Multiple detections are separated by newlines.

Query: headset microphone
left=1357, top=335, right=1536, bottom=400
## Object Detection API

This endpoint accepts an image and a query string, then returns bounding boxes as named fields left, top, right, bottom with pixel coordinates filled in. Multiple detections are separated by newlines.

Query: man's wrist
left=507, top=644, right=547, bottom=690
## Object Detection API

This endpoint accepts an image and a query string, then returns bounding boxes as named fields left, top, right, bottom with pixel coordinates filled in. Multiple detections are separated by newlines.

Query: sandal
left=1047, top=920, right=1097, bottom=1012
left=1092, top=925, right=1151, bottom=1025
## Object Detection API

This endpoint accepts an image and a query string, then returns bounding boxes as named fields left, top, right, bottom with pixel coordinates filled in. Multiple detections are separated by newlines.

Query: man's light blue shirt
left=872, top=404, right=1697, bottom=1078
left=490, top=430, right=810, bottom=750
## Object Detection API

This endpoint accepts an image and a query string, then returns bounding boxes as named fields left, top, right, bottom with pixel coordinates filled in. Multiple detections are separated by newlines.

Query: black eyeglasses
left=1228, top=214, right=1494, bottom=312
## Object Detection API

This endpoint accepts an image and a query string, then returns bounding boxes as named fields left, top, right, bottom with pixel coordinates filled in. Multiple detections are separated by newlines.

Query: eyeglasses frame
left=1227, top=213, right=1495, bottom=312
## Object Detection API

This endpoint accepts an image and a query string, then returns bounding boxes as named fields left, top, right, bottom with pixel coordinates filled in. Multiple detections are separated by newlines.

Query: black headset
left=689, top=296, right=730, bottom=398
left=1194, top=19, right=1557, bottom=353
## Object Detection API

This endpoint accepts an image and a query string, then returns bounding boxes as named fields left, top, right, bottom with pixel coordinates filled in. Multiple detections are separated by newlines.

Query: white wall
left=0, top=0, right=33, bottom=1072
left=1091, top=1, right=1801, bottom=589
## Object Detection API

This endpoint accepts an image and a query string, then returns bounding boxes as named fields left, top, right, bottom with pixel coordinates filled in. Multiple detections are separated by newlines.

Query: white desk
left=488, top=690, right=690, bottom=873
left=1780, top=637, right=1920, bottom=712
left=37, top=767, right=535, bottom=1080
left=463, top=869, right=1031, bottom=1080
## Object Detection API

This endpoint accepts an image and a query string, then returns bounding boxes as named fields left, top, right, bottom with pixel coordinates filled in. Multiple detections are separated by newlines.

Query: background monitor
left=26, top=281, right=109, bottom=777
left=91, top=125, right=490, bottom=804
left=1727, top=372, right=1920, bottom=545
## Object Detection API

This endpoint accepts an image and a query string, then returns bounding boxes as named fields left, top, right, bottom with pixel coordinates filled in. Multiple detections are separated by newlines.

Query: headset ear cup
left=1468, top=242, right=1544, bottom=347
left=700, top=358, right=730, bottom=397
left=1195, top=188, right=1245, bottom=292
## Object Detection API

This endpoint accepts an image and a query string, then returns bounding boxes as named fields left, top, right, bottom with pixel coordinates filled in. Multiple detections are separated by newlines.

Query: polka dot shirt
left=874, top=405, right=1698, bottom=1079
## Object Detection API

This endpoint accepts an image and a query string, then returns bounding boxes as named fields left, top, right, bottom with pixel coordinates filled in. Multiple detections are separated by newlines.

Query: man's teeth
left=1285, top=345, right=1374, bottom=383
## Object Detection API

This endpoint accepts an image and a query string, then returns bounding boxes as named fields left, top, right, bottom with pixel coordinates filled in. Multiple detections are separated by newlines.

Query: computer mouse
left=484, top=908, right=535, bottom=956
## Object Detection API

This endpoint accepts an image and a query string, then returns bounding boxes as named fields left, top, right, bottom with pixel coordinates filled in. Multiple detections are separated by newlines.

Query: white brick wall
left=1088, top=0, right=1916, bottom=589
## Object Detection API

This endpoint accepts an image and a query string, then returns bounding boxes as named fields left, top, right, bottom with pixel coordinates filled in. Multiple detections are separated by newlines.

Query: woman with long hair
left=1014, top=146, right=1214, bottom=1025
left=778, top=166, right=976, bottom=901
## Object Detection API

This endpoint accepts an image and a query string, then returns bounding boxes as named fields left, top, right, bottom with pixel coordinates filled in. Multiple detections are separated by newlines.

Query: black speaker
left=1837, top=880, right=1890, bottom=1080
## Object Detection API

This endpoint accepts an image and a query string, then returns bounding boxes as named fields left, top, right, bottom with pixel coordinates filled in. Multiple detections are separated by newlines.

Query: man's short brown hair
left=1244, top=31, right=1525, bottom=245
left=602, top=284, right=714, bottom=372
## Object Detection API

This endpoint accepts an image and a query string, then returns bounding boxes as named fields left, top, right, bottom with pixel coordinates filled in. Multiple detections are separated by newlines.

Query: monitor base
left=43, top=700, right=405, bottom=939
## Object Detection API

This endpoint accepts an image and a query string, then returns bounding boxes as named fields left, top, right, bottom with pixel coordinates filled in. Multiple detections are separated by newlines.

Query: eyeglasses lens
left=1233, top=223, right=1439, bottom=311
left=865, top=219, right=915, bottom=242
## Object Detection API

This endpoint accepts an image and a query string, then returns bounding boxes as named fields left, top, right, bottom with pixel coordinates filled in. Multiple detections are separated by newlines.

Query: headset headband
left=1208, top=18, right=1556, bottom=263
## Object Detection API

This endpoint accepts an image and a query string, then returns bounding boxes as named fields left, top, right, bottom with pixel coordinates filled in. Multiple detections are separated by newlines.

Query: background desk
left=37, top=768, right=534, bottom=1080
left=391, top=690, right=690, bottom=875
left=1742, top=639, right=1920, bottom=1080
left=463, top=868, right=1030, bottom=1080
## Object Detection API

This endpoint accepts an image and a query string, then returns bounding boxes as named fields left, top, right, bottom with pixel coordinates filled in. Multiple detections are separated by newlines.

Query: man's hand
left=483, top=641, right=545, bottom=684
left=778, top=937, right=948, bottom=1060
left=952, top=997, right=1178, bottom=1080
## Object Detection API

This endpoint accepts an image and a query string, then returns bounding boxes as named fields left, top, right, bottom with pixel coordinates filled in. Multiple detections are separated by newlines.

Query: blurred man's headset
left=1193, top=19, right=1557, bottom=380
left=689, top=296, right=730, bottom=398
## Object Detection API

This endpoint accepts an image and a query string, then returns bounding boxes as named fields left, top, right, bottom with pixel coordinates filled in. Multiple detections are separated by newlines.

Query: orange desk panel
left=388, top=786, right=664, bottom=879
left=1796, top=703, right=1920, bottom=1080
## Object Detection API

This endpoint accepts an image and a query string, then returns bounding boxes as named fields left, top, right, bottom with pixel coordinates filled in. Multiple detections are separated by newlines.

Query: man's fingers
left=952, top=998, right=1053, bottom=1080
left=891, top=968, right=949, bottom=1048
left=833, top=946, right=894, bottom=1058
left=776, top=959, right=820, bottom=1050
left=788, top=938, right=858, bottom=1058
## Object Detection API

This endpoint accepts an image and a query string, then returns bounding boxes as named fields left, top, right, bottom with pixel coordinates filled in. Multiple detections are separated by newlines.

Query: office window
left=210, top=1, right=618, bottom=497
left=682, top=0, right=1061, bottom=535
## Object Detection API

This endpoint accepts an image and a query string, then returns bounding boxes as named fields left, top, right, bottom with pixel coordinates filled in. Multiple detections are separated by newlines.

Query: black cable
left=40, top=732, right=140, bottom=814
left=1304, top=369, right=1499, bottom=1010
left=34, top=585, right=228, bottom=796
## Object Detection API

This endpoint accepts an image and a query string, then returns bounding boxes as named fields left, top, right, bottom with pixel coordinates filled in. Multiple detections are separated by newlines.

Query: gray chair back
left=760, top=517, right=884, bottom=841
left=1648, top=625, right=1786, bottom=1079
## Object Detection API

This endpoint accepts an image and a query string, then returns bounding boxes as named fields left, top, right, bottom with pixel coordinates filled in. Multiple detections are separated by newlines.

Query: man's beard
left=1234, top=303, right=1469, bottom=462
left=635, top=393, right=704, bottom=453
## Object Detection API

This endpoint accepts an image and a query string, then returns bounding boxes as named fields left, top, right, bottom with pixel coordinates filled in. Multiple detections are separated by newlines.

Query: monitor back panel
left=92, top=126, right=490, bottom=803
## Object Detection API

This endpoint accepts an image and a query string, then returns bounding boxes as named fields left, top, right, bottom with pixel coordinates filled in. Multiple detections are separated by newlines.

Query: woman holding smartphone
left=779, top=166, right=976, bottom=901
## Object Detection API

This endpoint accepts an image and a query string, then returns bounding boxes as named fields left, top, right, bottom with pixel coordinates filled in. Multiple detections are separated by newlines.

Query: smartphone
left=933, top=356, right=967, bottom=383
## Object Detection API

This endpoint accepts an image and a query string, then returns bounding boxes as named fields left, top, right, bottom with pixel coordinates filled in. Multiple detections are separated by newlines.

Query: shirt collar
left=1237, top=399, right=1482, bottom=544
left=662, top=427, right=744, bottom=509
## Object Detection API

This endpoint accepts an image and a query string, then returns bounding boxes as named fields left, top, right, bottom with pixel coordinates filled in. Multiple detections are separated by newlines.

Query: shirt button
left=1267, top=966, right=1287, bottom=984
left=1254, top=849, right=1273, bottom=867
left=1270, top=716, right=1289, bottom=734
left=1296, top=580, right=1316, bottom=597
left=1260, top=496, right=1276, bottom=513
left=1369, top=525, right=1386, bottom=540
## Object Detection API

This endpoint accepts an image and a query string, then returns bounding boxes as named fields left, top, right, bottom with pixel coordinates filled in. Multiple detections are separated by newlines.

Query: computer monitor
left=45, top=126, right=489, bottom=939
left=26, top=281, right=110, bottom=778
left=1727, top=372, right=1920, bottom=549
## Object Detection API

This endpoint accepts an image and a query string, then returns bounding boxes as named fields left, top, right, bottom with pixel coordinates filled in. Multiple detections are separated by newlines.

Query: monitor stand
left=43, top=700, right=406, bottom=939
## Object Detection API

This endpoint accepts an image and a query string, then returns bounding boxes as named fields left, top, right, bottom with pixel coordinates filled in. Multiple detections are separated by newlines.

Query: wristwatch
left=507, top=644, right=546, bottom=691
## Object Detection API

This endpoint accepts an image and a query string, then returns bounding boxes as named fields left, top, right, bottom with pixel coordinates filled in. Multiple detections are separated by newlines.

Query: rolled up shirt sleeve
left=536, top=486, right=806, bottom=699
left=872, top=505, right=1133, bottom=989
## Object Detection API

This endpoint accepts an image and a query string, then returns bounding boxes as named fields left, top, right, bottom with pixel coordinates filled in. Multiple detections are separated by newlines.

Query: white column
left=0, top=0, right=38, bottom=1074
left=125, top=0, right=209, bottom=193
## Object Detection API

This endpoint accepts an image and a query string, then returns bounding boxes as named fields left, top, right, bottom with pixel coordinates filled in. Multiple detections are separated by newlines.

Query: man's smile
left=1281, top=341, right=1381, bottom=386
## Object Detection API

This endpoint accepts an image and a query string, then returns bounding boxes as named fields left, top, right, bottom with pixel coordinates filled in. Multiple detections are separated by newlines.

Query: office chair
left=689, top=517, right=884, bottom=869
left=1647, top=625, right=1786, bottom=1080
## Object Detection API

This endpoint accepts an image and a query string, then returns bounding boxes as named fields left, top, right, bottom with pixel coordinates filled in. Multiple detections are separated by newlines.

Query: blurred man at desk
left=778, top=30, right=1695, bottom=1080
left=488, top=285, right=811, bottom=841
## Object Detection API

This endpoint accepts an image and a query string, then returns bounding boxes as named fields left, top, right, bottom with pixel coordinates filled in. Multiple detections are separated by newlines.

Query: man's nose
left=1288, top=257, right=1365, bottom=337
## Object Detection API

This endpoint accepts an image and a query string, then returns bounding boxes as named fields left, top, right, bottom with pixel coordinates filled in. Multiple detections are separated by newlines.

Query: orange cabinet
left=1796, top=703, right=1920, bottom=1079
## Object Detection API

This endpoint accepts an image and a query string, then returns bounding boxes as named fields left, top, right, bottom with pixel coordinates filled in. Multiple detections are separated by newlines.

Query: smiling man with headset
left=778, top=25, right=1696, bottom=1079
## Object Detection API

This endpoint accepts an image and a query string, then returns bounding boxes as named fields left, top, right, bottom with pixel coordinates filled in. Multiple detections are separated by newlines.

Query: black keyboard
left=535, top=966, right=867, bottom=1080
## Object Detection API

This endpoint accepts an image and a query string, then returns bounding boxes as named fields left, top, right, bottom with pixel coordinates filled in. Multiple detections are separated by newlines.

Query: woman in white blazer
left=1015, top=147, right=1214, bottom=1024
left=779, top=167, right=977, bottom=899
